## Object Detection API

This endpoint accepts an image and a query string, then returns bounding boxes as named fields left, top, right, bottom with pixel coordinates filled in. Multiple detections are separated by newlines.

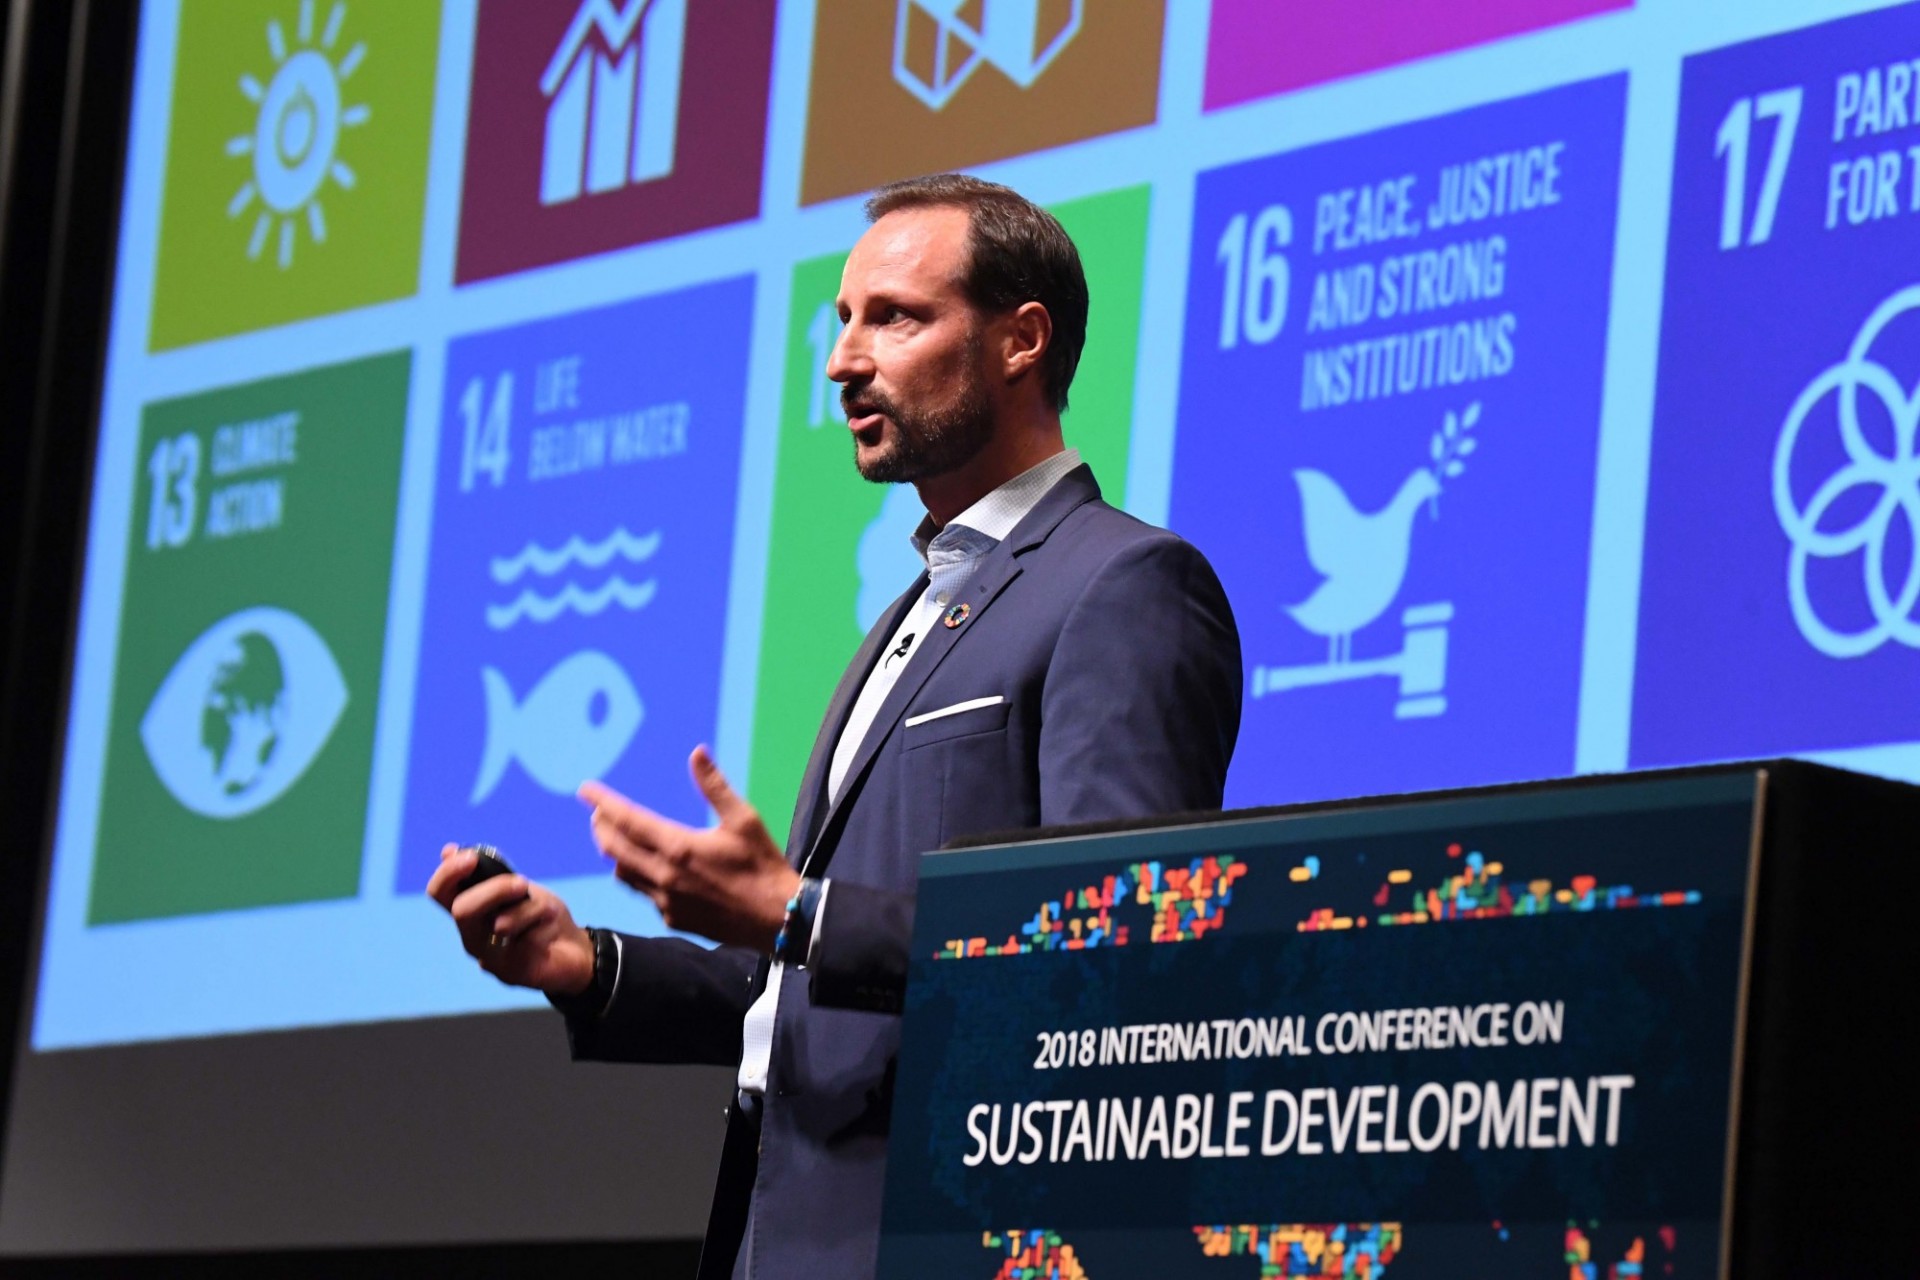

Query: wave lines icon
left=490, top=526, right=661, bottom=583
left=487, top=577, right=657, bottom=629
left=486, top=526, right=660, bottom=631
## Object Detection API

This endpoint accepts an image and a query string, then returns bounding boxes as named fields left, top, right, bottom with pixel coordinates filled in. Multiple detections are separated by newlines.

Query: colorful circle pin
left=943, top=602, right=970, bottom=629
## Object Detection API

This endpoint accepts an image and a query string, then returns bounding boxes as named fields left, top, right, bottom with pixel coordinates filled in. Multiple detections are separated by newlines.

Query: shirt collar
left=909, top=447, right=1083, bottom=561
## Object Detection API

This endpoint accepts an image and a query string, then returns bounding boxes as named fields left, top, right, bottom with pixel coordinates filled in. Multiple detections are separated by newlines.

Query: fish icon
left=470, top=650, right=643, bottom=805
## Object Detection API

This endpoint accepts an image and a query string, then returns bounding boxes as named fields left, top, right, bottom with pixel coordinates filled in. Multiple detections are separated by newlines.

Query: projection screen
left=6, top=0, right=1917, bottom=1254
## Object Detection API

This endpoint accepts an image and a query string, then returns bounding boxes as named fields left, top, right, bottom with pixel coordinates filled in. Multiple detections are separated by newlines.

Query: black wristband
left=548, top=926, right=618, bottom=1019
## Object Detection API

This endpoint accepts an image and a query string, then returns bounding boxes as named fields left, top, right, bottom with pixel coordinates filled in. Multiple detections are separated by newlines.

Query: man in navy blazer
left=429, top=175, right=1241, bottom=1279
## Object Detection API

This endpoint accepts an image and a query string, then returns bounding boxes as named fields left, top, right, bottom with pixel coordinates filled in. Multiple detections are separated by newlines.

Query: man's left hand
left=578, top=746, right=801, bottom=953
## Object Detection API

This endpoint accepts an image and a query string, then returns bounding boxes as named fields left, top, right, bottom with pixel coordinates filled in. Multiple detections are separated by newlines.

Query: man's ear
left=997, top=302, right=1052, bottom=384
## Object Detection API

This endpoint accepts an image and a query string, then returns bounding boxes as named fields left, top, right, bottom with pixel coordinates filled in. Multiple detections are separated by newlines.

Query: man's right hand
left=426, top=844, right=595, bottom=997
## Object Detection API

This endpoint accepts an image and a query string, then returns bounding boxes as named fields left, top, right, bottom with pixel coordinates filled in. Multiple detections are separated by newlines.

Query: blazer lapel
left=798, top=465, right=1102, bottom=876
left=783, top=575, right=926, bottom=859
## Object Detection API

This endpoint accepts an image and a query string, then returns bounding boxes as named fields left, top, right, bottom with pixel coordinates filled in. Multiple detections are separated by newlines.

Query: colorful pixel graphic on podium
left=934, top=855, right=1248, bottom=959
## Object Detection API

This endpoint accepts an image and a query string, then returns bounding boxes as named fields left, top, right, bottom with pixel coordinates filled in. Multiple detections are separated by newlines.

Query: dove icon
left=470, top=650, right=644, bottom=804
left=1251, top=402, right=1482, bottom=719
left=1287, top=467, right=1440, bottom=663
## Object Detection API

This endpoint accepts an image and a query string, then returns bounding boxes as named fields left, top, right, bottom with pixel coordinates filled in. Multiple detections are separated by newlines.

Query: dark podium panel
left=877, top=762, right=1916, bottom=1278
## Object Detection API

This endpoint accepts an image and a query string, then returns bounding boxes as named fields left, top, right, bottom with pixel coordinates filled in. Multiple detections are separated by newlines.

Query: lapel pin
left=942, top=602, right=970, bottom=629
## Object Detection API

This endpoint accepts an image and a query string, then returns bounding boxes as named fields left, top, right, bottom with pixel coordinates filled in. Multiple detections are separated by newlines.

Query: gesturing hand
left=425, top=845, right=595, bottom=997
left=579, top=746, right=801, bottom=953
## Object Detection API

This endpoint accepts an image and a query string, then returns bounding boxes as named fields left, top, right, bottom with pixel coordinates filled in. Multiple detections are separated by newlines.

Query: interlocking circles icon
left=1773, top=285, right=1920, bottom=658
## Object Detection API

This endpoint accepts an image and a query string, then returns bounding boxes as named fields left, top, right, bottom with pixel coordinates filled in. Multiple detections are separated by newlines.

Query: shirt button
left=936, top=591, right=950, bottom=605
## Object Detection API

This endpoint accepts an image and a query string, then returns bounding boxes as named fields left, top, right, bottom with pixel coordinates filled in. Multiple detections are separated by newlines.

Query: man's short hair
left=866, top=173, right=1089, bottom=413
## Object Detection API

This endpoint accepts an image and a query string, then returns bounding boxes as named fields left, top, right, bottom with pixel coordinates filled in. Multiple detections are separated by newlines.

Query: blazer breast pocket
left=899, top=694, right=1021, bottom=851
left=901, top=695, right=1009, bottom=749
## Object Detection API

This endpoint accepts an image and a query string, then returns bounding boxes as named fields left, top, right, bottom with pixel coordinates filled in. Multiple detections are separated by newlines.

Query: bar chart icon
left=538, top=0, right=686, bottom=205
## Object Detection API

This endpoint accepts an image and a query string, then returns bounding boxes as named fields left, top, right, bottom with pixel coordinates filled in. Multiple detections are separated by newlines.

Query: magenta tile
left=1204, top=0, right=1632, bottom=111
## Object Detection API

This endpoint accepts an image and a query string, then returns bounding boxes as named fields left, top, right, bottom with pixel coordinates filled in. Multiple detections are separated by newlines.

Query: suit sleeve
left=1037, top=534, right=1243, bottom=822
left=805, top=880, right=915, bottom=1012
left=807, top=535, right=1243, bottom=1013
left=558, top=933, right=759, bottom=1065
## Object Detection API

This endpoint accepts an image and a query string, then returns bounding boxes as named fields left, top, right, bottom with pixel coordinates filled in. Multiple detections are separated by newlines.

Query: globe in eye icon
left=141, top=606, right=349, bottom=820
left=225, top=1, right=370, bottom=269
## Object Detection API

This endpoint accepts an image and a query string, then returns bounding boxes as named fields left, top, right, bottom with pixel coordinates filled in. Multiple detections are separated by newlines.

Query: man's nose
left=825, top=322, right=867, bottom=384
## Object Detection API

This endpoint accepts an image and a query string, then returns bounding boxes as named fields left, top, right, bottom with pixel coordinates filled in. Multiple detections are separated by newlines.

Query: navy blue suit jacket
left=561, top=466, right=1241, bottom=1278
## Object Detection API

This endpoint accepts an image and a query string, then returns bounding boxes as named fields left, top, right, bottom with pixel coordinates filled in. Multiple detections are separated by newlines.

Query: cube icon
left=894, top=0, right=1082, bottom=110
left=803, top=0, right=1156, bottom=206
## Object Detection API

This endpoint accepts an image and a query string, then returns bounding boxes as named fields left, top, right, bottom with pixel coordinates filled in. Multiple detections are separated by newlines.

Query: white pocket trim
left=904, top=695, right=1005, bottom=728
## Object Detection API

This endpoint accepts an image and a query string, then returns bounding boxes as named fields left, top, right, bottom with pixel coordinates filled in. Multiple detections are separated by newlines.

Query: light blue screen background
left=32, top=0, right=1920, bottom=1050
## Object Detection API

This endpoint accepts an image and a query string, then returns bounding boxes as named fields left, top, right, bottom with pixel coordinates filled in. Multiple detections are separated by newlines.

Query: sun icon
left=225, top=0, right=369, bottom=270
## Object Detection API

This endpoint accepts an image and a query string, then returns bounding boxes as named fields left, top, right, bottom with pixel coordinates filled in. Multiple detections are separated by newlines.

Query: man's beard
left=846, top=365, right=996, bottom=485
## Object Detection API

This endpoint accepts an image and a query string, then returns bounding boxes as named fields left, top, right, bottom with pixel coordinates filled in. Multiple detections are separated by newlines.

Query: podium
left=876, top=762, right=1917, bottom=1278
